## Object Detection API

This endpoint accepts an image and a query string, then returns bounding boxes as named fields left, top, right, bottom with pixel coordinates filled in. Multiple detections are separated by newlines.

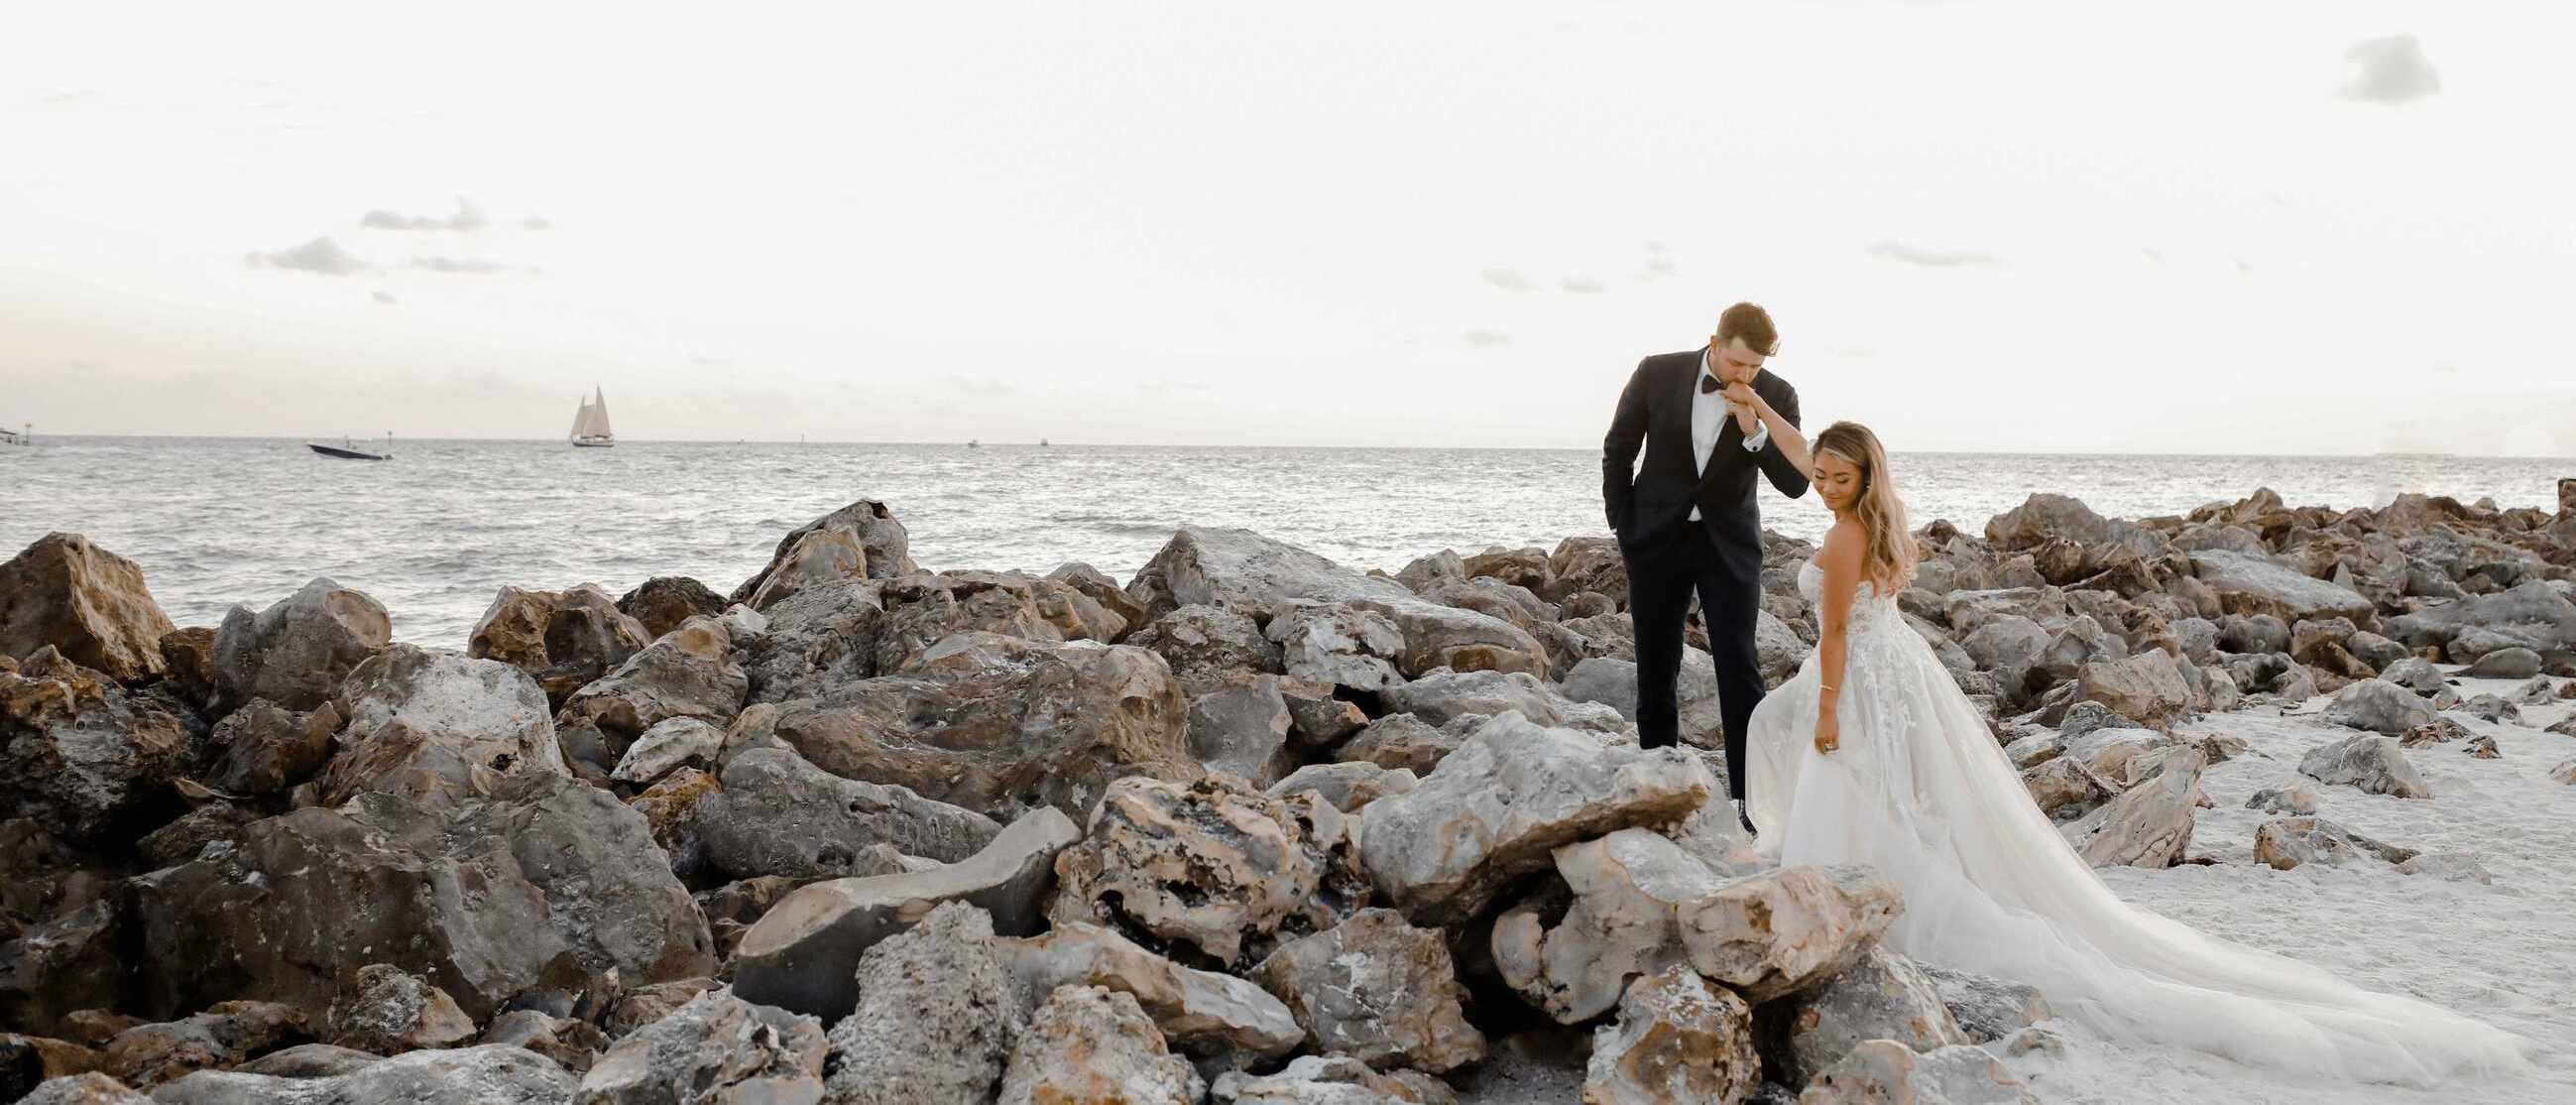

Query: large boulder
left=2187, top=552, right=2375, bottom=624
left=1375, top=600, right=1551, bottom=679
left=737, top=632, right=1194, bottom=822
left=732, top=805, right=1080, bottom=1021
left=1186, top=674, right=1297, bottom=787
left=998, top=985, right=1205, bottom=1105
left=731, top=498, right=916, bottom=605
left=212, top=577, right=392, bottom=714
left=872, top=571, right=1067, bottom=673
left=0, top=650, right=194, bottom=844
left=1208, top=1054, right=1458, bottom=1105
left=1984, top=493, right=2127, bottom=552
left=1381, top=668, right=1625, bottom=734
left=2386, top=581, right=2576, bottom=655
left=1916, top=963, right=2052, bottom=1044
left=129, top=771, right=715, bottom=1024
left=1265, top=760, right=1417, bottom=814
left=1557, top=652, right=1725, bottom=739
left=2059, top=746, right=2204, bottom=868
left=1125, top=528, right=1417, bottom=627
left=1266, top=603, right=1407, bottom=693
left=1050, top=776, right=1368, bottom=972
left=739, top=578, right=885, bottom=703
left=615, top=575, right=728, bottom=641
left=323, top=964, right=472, bottom=1054
left=995, top=921, right=1303, bottom=1059
left=204, top=698, right=340, bottom=796
left=1250, top=909, right=1485, bottom=1073
left=576, top=989, right=828, bottom=1105
left=330, top=643, right=569, bottom=794
left=2297, top=733, right=2432, bottom=798
left=821, top=901, right=1025, bottom=1105
left=554, top=616, right=748, bottom=766
left=0, top=534, right=176, bottom=682
left=147, top=1044, right=576, bottom=1105
left=1796, top=1039, right=2041, bottom=1105
left=1765, top=942, right=1969, bottom=1088
left=1581, top=964, right=1759, bottom=1105
left=2071, top=650, right=2193, bottom=730
left=690, top=747, right=1002, bottom=880
left=1127, top=604, right=1280, bottom=694
left=2321, top=678, right=2437, bottom=736
left=467, top=584, right=650, bottom=709
left=2253, top=816, right=2419, bottom=871
left=1047, top=563, right=1150, bottom=642
left=1360, top=712, right=1714, bottom=925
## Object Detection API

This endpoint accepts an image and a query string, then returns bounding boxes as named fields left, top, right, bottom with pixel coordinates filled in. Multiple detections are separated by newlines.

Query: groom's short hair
left=1716, top=302, right=1780, bottom=356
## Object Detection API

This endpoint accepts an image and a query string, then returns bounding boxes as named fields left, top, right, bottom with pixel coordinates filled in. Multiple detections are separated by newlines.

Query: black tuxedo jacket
left=1601, top=349, right=1810, bottom=576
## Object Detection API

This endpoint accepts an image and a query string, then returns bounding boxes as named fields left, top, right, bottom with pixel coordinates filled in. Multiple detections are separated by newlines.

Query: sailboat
left=569, top=388, right=615, bottom=448
left=308, top=431, right=393, bottom=460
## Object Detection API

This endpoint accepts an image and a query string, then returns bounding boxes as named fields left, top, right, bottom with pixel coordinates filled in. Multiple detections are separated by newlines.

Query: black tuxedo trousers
left=1622, top=521, right=1763, bottom=798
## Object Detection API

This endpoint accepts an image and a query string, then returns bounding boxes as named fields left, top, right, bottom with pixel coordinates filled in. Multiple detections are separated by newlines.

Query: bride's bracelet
left=1819, top=683, right=1838, bottom=692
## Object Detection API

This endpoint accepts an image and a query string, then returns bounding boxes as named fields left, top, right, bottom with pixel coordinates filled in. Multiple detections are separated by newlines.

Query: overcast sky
left=3, top=2, right=2570, bottom=455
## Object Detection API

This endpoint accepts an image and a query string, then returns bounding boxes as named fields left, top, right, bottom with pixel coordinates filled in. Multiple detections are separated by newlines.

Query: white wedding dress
left=1745, top=559, right=2536, bottom=1085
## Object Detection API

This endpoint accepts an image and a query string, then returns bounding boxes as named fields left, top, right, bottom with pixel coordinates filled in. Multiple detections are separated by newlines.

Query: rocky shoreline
left=3, top=480, right=2573, bottom=1103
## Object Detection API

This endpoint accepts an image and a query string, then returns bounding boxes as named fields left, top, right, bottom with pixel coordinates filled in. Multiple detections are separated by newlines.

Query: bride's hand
left=1814, top=714, right=1839, bottom=755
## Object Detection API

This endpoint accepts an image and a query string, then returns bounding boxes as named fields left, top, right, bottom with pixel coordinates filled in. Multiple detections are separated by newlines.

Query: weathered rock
left=871, top=570, right=1069, bottom=673
left=100, top=1002, right=311, bottom=1088
left=205, top=698, right=339, bottom=796
left=16, top=1073, right=148, bottom=1105
left=1050, top=776, right=1367, bottom=971
left=1915, top=964, right=2051, bottom=1044
left=2018, top=755, right=2114, bottom=821
left=737, top=579, right=885, bottom=705
left=576, top=989, right=826, bottom=1105
left=2072, top=650, right=2193, bottom=729
left=732, top=805, right=1079, bottom=1020
left=2321, top=678, right=2437, bottom=736
left=602, top=979, right=721, bottom=1040
left=1209, top=1053, right=1458, bottom=1105
left=616, top=576, right=729, bottom=641
left=556, top=616, right=748, bottom=763
left=1128, top=604, right=1280, bottom=694
left=1377, top=599, right=1552, bottom=680
left=1415, top=574, right=1558, bottom=635
left=2061, top=746, right=2204, bottom=869
left=0, top=650, right=194, bottom=844
left=135, top=801, right=254, bottom=869
left=2388, top=581, right=2576, bottom=656
left=1768, top=942, right=1969, bottom=1088
left=1252, top=909, right=1485, bottom=1073
left=997, top=985, right=1206, bottom=1105
left=1188, top=674, right=1297, bottom=787
left=1266, top=602, right=1407, bottom=693
left=2506, top=675, right=2560, bottom=705
left=2378, top=656, right=2447, bottom=694
left=1339, top=713, right=1467, bottom=776
left=325, top=964, right=474, bottom=1053
left=1794, top=1039, right=2041, bottom=1105
left=211, top=577, right=391, bottom=715
left=822, top=901, right=1025, bottom=1105
left=2297, top=733, right=2432, bottom=798
left=470, top=584, right=652, bottom=709
left=479, top=1011, right=607, bottom=1076
left=732, top=498, right=915, bottom=605
left=332, top=643, right=569, bottom=794
left=1048, top=563, right=1150, bottom=643
left=154, top=627, right=219, bottom=714
left=2188, top=551, right=2375, bottom=624
left=996, top=921, right=1302, bottom=1059
left=1496, top=828, right=1773, bottom=1024
left=1, top=1034, right=107, bottom=1100
left=1265, top=760, right=1417, bottom=813
left=1581, top=964, right=1760, bottom=1105
left=1126, top=528, right=1418, bottom=627
left=1275, top=677, right=1366, bottom=747
left=130, top=771, right=715, bottom=1024
left=1382, top=668, right=1624, bottom=734
left=147, top=1044, right=577, bottom=1105
left=741, top=632, right=1194, bottom=822
left=2456, top=694, right=2522, bottom=725
left=2245, top=780, right=2320, bottom=815
left=2396, top=851, right=2495, bottom=883
left=691, top=746, right=1001, bottom=882
left=0, top=901, right=124, bottom=1037
left=228, top=1044, right=381, bottom=1079
left=608, top=717, right=724, bottom=785
left=2253, top=816, right=2419, bottom=870
left=0, top=534, right=176, bottom=682
left=1360, top=712, right=1714, bottom=925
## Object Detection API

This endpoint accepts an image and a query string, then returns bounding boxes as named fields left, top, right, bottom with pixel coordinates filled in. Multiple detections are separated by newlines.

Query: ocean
left=4, top=436, right=2567, bottom=647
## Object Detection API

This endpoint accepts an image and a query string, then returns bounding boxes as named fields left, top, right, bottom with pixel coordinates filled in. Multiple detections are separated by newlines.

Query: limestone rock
left=1767, top=942, right=1969, bottom=1088
left=130, top=771, right=715, bottom=1024
left=616, top=576, right=729, bottom=641
left=17, top=1073, right=151, bottom=1105
left=732, top=805, right=1079, bottom=1020
left=821, top=902, right=1025, bottom=1105
left=211, top=577, right=391, bottom=714
left=333, top=643, right=569, bottom=789
left=1187, top=673, right=1297, bottom=787
left=469, top=584, right=651, bottom=709
left=691, top=746, right=1001, bottom=881
left=2244, top=780, right=2319, bottom=815
left=1581, top=964, right=1760, bottom=1105
left=1794, top=1039, right=2041, bottom=1105
left=2378, top=656, right=2446, bottom=694
left=2253, top=816, right=2418, bottom=870
left=1360, top=712, right=1715, bottom=925
left=2187, top=551, right=2375, bottom=624
left=2072, top=651, right=2193, bottom=729
left=2321, top=678, right=2436, bottom=736
left=871, top=570, right=1067, bottom=673
left=576, top=989, right=826, bottom=1105
left=1125, top=527, right=1417, bottom=627
left=2060, top=746, right=2204, bottom=868
left=1265, top=760, right=1417, bottom=813
left=101, top=1002, right=311, bottom=1088
left=609, top=716, right=724, bottom=785
left=740, top=579, right=885, bottom=704
left=556, top=616, right=748, bottom=764
left=1209, top=1053, right=1459, bottom=1104
left=0, top=650, right=194, bottom=843
left=731, top=498, right=915, bottom=605
left=325, top=964, right=474, bottom=1053
left=997, top=985, right=1206, bottom=1105
left=1251, top=909, right=1485, bottom=1073
left=1340, top=713, right=1468, bottom=776
left=0, top=534, right=176, bottom=682
left=1266, top=602, right=1407, bottom=693
left=1128, top=604, right=1280, bottom=694
left=1048, top=563, right=1151, bottom=643
left=480, top=1011, right=608, bottom=1076
left=1382, top=668, right=1626, bottom=734
left=147, top=1044, right=577, bottom=1105
left=205, top=698, right=339, bottom=795
left=1915, top=963, right=2051, bottom=1044
left=2297, top=733, right=2432, bottom=798
left=995, top=921, right=1302, bottom=1059
left=1051, top=776, right=1367, bottom=971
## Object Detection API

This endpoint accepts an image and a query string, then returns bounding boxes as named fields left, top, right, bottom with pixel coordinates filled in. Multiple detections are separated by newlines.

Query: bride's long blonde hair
left=1815, top=422, right=1917, bottom=592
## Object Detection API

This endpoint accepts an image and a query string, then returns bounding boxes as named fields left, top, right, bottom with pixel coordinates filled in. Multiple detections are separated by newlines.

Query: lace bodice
left=1796, top=558, right=1903, bottom=636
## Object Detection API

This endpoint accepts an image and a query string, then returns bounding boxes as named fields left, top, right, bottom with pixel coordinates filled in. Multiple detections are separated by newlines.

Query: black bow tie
left=1700, top=374, right=1721, bottom=395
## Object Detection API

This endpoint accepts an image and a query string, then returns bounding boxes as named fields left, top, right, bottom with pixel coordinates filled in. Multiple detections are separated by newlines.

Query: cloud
left=362, top=197, right=488, bottom=232
left=945, top=375, right=1013, bottom=395
left=1463, top=329, right=1512, bottom=348
left=372, top=290, right=398, bottom=305
left=248, top=236, right=366, bottom=276
left=1481, top=268, right=1537, bottom=292
left=1864, top=240, right=1999, bottom=268
left=410, top=256, right=516, bottom=275
left=1559, top=276, right=1606, bottom=294
left=2339, top=35, right=2440, bottom=105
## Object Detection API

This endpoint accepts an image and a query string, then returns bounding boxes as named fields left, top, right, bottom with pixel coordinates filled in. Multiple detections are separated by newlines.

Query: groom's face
left=1709, top=335, right=1767, bottom=385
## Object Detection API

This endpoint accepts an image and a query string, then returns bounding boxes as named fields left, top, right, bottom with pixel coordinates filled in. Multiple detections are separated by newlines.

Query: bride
left=1718, top=389, right=2536, bottom=1085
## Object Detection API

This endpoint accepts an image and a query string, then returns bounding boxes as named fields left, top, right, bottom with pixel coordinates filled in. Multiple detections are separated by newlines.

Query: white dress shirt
left=1689, top=347, right=1772, bottom=521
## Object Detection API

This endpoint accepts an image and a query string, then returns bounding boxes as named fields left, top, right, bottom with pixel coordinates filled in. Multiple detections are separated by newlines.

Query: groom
left=1601, top=302, right=1808, bottom=830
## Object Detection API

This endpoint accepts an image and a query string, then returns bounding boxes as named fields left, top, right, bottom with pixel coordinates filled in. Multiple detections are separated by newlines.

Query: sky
left=3, top=2, right=2571, bottom=455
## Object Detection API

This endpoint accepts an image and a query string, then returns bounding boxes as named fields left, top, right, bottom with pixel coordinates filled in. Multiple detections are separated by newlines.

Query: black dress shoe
left=1736, top=804, right=1758, bottom=835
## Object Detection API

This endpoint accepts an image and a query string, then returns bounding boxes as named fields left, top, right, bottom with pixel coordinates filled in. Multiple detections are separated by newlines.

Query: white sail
left=569, top=389, right=614, bottom=442
left=568, top=397, right=593, bottom=438
left=587, top=388, right=613, bottom=438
